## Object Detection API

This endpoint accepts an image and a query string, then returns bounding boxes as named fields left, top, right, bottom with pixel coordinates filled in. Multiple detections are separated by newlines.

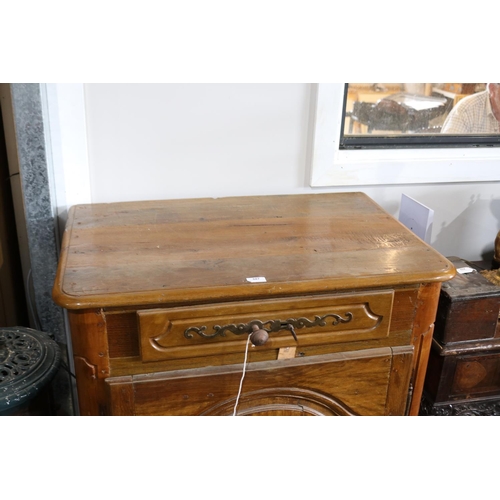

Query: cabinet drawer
left=138, top=290, right=394, bottom=362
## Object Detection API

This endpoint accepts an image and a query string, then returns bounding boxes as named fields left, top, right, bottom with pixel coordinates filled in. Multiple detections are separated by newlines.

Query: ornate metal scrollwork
left=184, top=312, right=353, bottom=340
left=420, top=395, right=500, bottom=416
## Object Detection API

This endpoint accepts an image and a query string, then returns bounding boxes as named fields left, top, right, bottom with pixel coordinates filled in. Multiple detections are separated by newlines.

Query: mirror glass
left=343, top=83, right=500, bottom=136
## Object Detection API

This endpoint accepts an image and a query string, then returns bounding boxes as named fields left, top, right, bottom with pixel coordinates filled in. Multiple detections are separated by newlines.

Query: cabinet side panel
left=68, top=309, right=110, bottom=415
left=409, top=282, right=442, bottom=415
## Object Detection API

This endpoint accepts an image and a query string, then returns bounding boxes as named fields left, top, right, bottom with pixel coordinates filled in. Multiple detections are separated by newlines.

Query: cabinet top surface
left=53, top=192, right=455, bottom=309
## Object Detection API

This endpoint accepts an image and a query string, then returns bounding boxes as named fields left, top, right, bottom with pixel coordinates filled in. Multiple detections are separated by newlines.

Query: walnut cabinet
left=52, top=193, right=455, bottom=416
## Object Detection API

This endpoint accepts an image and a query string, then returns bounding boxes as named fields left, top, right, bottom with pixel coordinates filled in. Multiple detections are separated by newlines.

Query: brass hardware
left=184, top=313, right=353, bottom=340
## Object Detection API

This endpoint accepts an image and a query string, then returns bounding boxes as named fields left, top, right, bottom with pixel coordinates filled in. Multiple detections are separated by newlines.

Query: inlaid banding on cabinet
left=137, top=291, right=394, bottom=362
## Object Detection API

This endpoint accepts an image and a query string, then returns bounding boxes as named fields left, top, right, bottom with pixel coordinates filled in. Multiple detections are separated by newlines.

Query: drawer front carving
left=138, top=290, right=394, bottom=362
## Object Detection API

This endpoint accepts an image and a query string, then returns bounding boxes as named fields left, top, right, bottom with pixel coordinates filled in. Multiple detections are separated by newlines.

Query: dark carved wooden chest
left=422, top=257, right=500, bottom=415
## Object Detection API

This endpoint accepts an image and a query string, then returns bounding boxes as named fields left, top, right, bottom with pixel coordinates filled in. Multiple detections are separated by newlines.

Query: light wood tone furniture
left=53, top=193, right=455, bottom=416
left=441, top=84, right=478, bottom=95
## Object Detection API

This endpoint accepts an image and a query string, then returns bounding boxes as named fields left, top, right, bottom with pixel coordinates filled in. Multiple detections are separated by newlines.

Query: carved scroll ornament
left=184, top=312, right=353, bottom=340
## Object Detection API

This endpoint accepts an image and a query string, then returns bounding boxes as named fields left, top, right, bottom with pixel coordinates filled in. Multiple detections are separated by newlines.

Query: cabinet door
left=106, top=346, right=413, bottom=416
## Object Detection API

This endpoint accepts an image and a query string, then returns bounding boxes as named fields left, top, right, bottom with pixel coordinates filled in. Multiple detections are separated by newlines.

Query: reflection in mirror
left=344, top=83, right=488, bottom=136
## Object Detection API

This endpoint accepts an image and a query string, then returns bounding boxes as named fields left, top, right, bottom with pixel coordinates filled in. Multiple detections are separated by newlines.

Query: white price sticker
left=246, top=276, right=267, bottom=283
left=457, top=267, right=475, bottom=274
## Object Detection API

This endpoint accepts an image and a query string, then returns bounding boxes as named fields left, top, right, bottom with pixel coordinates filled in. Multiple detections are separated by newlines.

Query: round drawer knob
left=250, top=324, right=269, bottom=346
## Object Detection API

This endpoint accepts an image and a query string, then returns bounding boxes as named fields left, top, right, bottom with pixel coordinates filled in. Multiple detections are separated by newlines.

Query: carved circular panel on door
left=201, top=387, right=357, bottom=416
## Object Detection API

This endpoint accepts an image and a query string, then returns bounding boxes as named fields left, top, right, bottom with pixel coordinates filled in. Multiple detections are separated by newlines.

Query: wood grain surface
left=53, top=192, right=454, bottom=309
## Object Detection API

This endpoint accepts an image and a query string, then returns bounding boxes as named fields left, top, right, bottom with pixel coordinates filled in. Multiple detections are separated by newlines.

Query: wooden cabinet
left=52, top=193, right=455, bottom=416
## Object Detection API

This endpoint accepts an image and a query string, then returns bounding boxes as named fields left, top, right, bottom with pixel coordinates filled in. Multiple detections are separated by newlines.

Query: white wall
left=50, top=83, right=500, bottom=262
left=44, top=83, right=91, bottom=234
left=84, top=83, right=313, bottom=202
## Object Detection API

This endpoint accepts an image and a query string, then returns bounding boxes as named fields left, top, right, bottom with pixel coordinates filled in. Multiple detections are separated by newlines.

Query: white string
left=233, top=334, right=252, bottom=416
